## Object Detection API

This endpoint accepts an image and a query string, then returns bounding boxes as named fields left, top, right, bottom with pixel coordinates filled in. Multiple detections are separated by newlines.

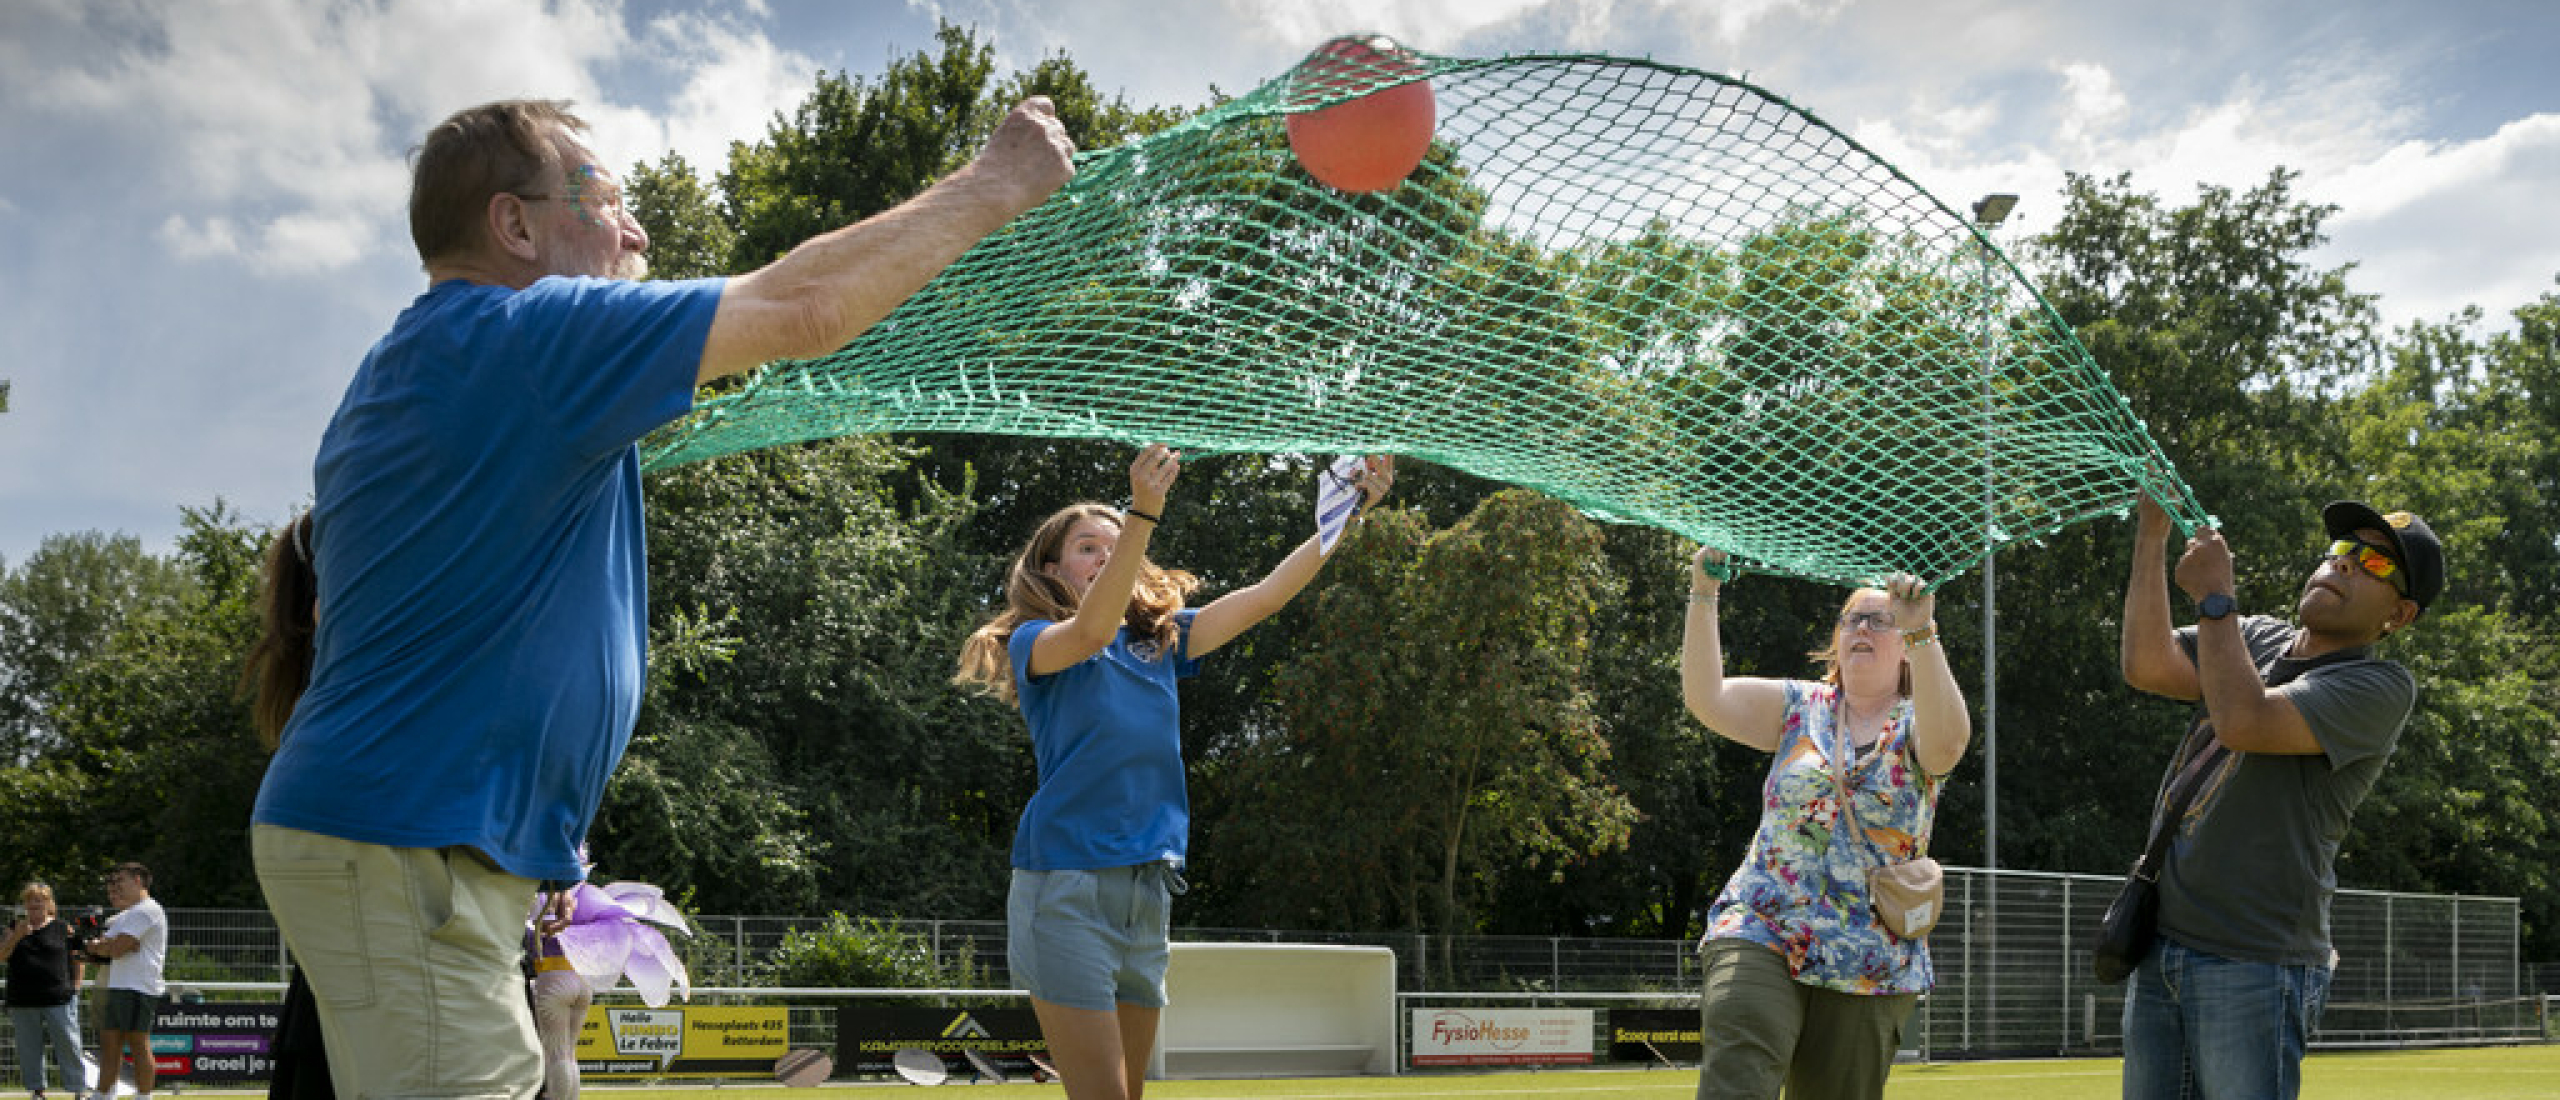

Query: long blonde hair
left=954, top=502, right=1200, bottom=705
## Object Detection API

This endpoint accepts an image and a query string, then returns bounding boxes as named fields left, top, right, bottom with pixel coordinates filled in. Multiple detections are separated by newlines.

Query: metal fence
left=7, top=865, right=2540, bottom=1077
left=1907, top=869, right=2534, bottom=1056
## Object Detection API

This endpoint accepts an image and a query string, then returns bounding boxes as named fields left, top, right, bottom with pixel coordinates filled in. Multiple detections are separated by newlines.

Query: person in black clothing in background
left=5, top=881, right=88, bottom=1100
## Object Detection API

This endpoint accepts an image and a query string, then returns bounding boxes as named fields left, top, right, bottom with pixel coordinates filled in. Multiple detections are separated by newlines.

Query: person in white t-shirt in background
left=82, top=864, right=165, bottom=1100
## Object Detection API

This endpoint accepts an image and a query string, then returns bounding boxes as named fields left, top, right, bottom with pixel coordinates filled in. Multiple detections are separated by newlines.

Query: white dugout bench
left=1146, top=942, right=1398, bottom=1078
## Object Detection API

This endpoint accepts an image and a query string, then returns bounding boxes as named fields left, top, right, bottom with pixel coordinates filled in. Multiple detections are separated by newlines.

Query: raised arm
left=1028, top=445, right=1179, bottom=676
left=1190, top=457, right=1395, bottom=656
left=696, top=98, right=1077, bottom=384
left=1679, top=548, right=1790, bottom=751
left=2174, top=519, right=2323, bottom=754
left=2122, top=496, right=2201, bottom=699
left=1887, top=575, right=1971, bottom=776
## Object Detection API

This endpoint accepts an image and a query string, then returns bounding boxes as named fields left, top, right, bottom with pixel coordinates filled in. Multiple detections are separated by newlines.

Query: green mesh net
left=642, top=37, right=2208, bottom=589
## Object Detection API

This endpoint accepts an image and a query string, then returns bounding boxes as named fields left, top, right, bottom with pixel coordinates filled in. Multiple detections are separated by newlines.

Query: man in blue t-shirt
left=2118, top=497, right=2447, bottom=1100
left=251, top=97, right=1072, bottom=1097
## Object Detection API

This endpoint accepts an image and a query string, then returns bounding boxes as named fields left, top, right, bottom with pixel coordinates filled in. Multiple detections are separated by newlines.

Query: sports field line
left=1128, top=1082, right=1690, bottom=1099
left=1883, top=1067, right=2120, bottom=1082
left=1146, top=1070, right=2132, bottom=1098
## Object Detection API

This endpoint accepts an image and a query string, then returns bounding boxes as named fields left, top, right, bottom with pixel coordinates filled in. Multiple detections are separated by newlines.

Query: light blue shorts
left=1007, top=862, right=1184, bottom=1011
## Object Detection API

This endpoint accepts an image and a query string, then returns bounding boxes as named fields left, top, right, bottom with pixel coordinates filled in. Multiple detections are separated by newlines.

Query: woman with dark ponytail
left=241, top=511, right=319, bottom=751
left=237, top=511, right=333, bottom=1100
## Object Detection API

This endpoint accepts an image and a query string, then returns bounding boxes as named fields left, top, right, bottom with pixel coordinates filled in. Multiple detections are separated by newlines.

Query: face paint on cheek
left=566, top=164, right=610, bottom=228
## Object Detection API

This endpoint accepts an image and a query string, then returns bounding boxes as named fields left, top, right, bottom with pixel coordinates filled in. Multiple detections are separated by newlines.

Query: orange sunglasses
left=2327, top=539, right=2407, bottom=595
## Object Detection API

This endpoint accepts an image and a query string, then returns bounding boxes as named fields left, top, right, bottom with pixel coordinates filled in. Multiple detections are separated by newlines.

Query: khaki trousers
left=253, top=823, right=541, bottom=1100
left=1695, top=938, right=1916, bottom=1100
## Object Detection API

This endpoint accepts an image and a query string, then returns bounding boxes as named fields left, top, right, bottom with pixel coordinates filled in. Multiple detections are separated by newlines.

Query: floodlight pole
left=1970, top=193, right=2015, bottom=871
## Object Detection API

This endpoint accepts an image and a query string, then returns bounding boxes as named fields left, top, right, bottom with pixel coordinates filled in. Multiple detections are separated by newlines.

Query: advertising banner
left=1407, top=1008, right=1594, bottom=1066
left=573, top=1005, right=790, bottom=1078
left=838, top=1007, right=1049, bottom=1078
left=1607, top=1007, right=1702, bottom=1062
left=145, top=1003, right=283, bottom=1083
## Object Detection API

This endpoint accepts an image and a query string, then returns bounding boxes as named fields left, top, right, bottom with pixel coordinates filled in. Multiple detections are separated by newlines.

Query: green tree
left=29, top=506, right=267, bottom=903
left=721, top=23, right=1002, bottom=270
left=626, top=150, right=737, bottom=282
left=755, top=913, right=993, bottom=1006
left=1484, top=524, right=1766, bottom=938
left=2399, top=290, right=2560, bottom=620
left=0, top=531, right=196, bottom=762
left=619, top=22, right=1211, bottom=915
left=1214, top=492, right=1636, bottom=941
left=1967, top=169, right=2383, bottom=874
left=2311, top=294, right=2560, bottom=949
left=629, top=435, right=1025, bottom=916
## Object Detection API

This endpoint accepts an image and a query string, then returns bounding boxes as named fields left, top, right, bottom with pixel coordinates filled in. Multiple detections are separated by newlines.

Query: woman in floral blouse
left=1678, top=548, right=1972, bottom=1100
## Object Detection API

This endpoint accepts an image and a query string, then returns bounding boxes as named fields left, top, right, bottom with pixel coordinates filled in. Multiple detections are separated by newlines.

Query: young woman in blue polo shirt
left=956, top=443, right=1390, bottom=1100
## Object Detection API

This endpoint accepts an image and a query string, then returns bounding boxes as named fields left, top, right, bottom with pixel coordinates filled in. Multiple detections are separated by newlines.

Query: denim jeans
left=10, top=1000, right=84, bottom=1093
left=2121, top=936, right=2331, bottom=1100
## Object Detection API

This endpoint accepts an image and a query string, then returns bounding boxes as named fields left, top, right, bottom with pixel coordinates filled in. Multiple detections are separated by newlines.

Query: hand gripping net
left=641, top=37, right=2208, bottom=588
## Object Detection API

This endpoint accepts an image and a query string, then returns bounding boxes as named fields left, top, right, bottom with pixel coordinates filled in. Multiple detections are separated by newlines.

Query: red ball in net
left=1286, top=36, right=1435, bottom=194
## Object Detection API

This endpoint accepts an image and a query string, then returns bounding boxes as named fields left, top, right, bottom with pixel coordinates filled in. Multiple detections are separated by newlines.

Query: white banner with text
left=1408, top=1008, right=1594, bottom=1066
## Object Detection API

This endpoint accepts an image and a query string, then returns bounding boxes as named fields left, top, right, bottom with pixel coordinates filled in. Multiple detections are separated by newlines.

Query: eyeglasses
left=2326, top=539, right=2408, bottom=595
left=1836, top=610, right=1898, bottom=633
left=511, top=165, right=629, bottom=224
left=511, top=191, right=629, bottom=219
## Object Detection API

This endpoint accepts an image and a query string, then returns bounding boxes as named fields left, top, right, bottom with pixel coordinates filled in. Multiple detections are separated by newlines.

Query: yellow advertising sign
left=573, top=1005, right=791, bottom=1078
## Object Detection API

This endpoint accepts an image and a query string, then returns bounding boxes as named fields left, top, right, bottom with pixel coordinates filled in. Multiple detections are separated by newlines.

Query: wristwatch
left=2198, top=592, right=2237, bottom=621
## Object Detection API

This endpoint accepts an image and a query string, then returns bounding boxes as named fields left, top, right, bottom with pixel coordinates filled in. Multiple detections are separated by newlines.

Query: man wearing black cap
left=2115, top=496, right=2445, bottom=1099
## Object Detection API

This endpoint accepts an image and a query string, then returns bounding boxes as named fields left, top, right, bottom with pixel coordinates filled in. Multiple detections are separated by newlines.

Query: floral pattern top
left=1701, top=680, right=1941, bottom=994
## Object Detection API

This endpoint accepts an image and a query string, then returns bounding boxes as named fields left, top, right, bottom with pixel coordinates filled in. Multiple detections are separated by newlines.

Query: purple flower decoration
left=548, top=881, right=692, bottom=1007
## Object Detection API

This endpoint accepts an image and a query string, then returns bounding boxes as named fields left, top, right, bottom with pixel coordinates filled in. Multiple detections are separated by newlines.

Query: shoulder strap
left=2133, top=636, right=2373, bottom=878
left=1831, top=698, right=1922, bottom=860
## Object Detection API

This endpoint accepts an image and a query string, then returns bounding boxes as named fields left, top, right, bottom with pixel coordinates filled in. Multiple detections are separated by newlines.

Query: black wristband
left=1123, top=506, right=1162, bottom=525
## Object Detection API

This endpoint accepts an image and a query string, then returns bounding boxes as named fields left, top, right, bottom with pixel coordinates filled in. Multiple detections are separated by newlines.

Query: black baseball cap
left=2322, top=501, right=2445, bottom=613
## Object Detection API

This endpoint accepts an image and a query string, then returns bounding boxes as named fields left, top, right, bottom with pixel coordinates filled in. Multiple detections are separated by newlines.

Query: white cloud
left=2323, top=114, right=2560, bottom=224
left=1819, top=6, right=2558, bottom=332
left=2052, top=61, right=2124, bottom=151
left=629, top=11, right=824, bottom=175
left=343, top=0, right=630, bottom=125
left=158, top=214, right=242, bottom=261
left=12, top=0, right=666, bottom=278
left=1224, top=0, right=1552, bottom=51
left=255, top=209, right=378, bottom=274
left=2314, top=114, right=2560, bottom=325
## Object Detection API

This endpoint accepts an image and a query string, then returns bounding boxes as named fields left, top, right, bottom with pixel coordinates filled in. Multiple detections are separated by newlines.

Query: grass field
left=586, top=1044, right=2559, bottom=1099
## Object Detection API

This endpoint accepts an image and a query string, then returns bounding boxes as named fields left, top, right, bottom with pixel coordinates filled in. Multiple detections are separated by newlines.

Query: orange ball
left=1286, top=36, right=1436, bottom=194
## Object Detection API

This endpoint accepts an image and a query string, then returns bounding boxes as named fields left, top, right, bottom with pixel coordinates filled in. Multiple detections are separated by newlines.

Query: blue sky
left=3, top=0, right=2554, bottom=567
